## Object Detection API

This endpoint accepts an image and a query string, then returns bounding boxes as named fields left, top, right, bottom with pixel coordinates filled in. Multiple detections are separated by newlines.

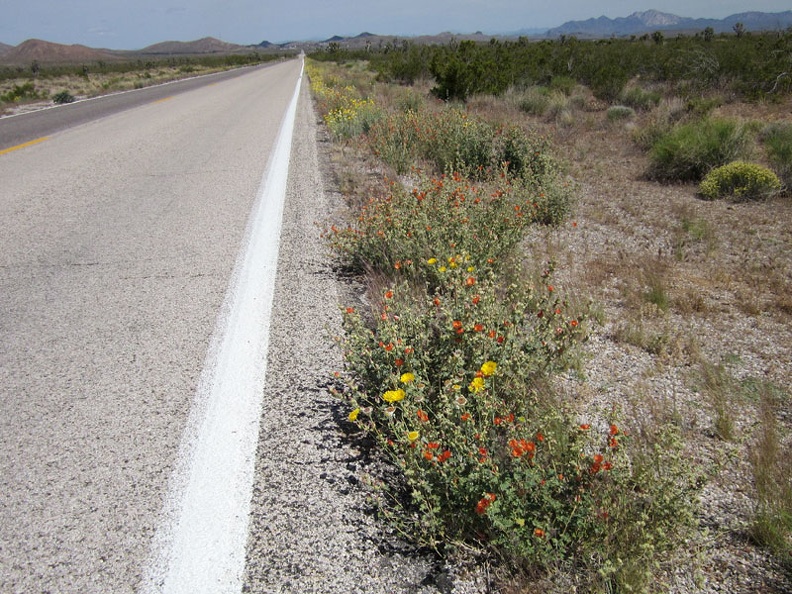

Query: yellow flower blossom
left=480, top=361, right=498, bottom=377
left=469, top=377, right=485, bottom=393
left=407, top=431, right=420, bottom=441
left=427, top=257, right=438, bottom=265
left=400, top=372, right=416, bottom=384
left=383, top=389, right=406, bottom=403
left=348, top=408, right=360, bottom=421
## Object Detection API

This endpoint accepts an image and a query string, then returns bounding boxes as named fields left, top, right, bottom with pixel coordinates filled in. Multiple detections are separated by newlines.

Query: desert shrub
left=761, top=122, right=792, bottom=191
left=0, top=81, right=41, bottom=102
left=751, top=385, right=792, bottom=563
left=52, top=90, right=75, bottom=104
left=309, top=65, right=382, bottom=140
left=549, top=75, right=577, bottom=96
left=631, top=97, right=687, bottom=149
left=545, top=90, right=572, bottom=122
left=606, top=105, right=635, bottom=122
left=647, top=118, right=751, bottom=182
left=394, top=88, right=424, bottom=113
left=698, top=161, right=781, bottom=201
left=518, top=87, right=550, bottom=116
left=325, top=172, right=560, bottom=277
left=620, top=86, right=661, bottom=111
left=366, top=107, right=566, bottom=186
left=685, top=95, right=724, bottom=119
left=334, top=178, right=699, bottom=591
left=587, top=65, right=629, bottom=103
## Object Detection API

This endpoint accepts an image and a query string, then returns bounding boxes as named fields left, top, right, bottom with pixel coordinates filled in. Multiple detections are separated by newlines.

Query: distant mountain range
left=0, top=37, right=259, bottom=64
left=546, top=10, right=792, bottom=38
left=3, top=10, right=792, bottom=64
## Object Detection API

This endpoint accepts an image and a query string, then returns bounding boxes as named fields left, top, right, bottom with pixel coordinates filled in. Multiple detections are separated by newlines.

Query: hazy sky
left=2, top=0, right=791, bottom=49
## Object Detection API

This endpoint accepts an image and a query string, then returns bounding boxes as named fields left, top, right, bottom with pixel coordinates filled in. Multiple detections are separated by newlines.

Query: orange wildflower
left=475, top=493, right=496, bottom=515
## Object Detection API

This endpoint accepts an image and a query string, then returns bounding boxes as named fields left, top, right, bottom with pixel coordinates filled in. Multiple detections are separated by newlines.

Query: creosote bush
left=698, top=161, right=781, bottom=201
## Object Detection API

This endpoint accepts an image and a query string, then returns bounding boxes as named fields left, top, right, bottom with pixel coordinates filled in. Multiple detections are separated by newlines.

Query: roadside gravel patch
left=242, top=78, right=487, bottom=593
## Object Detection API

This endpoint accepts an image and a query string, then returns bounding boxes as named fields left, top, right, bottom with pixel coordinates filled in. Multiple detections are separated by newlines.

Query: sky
left=1, top=0, right=791, bottom=49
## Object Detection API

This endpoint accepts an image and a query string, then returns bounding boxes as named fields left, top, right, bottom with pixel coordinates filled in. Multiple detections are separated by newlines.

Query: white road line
left=140, top=59, right=304, bottom=594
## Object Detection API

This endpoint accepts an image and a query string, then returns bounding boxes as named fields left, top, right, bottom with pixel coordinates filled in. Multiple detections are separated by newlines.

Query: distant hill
left=0, top=39, right=119, bottom=64
left=138, top=37, right=246, bottom=55
left=546, top=10, right=792, bottom=38
left=0, top=42, right=12, bottom=56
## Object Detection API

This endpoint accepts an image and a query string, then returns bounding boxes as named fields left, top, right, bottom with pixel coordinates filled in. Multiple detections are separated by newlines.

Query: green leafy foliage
left=311, top=30, right=792, bottom=104
left=647, top=118, right=750, bottom=182
left=0, top=81, right=41, bottom=102
left=761, top=122, right=792, bottom=191
left=52, top=90, right=75, bottom=104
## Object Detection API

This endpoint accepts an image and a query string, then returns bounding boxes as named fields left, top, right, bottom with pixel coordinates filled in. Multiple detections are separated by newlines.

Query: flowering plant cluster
left=307, top=64, right=380, bottom=140
left=315, top=58, right=701, bottom=591
left=325, top=171, right=546, bottom=281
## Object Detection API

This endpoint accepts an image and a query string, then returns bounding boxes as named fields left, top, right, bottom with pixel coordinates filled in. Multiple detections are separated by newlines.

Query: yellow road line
left=154, top=96, right=174, bottom=103
left=0, top=136, right=50, bottom=156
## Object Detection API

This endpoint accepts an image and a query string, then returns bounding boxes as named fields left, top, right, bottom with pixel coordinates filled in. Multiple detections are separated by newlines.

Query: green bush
left=325, top=173, right=560, bottom=277
left=549, top=75, right=577, bottom=96
left=333, top=174, right=699, bottom=592
left=518, top=87, right=550, bottom=116
left=647, top=118, right=750, bottom=182
left=606, top=105, right=635, bottom=122
left=761, top=122, right=792, bottom=191
left=0, top=81, right=41, bottom=102
left=620, top=86, right=661, bottom=111
left=53, top=90, right=75, bottom=104
left=698, top=161, right=781, bottom=201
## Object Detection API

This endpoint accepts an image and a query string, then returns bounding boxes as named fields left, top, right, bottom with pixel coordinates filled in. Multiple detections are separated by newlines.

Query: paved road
left=0, top=59, right=302, bottom=593
left=0, top=64, right=271, bottom=152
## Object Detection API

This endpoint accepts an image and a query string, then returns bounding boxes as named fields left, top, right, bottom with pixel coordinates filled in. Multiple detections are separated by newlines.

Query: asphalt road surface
left=0, top=59, right=301, bottom=593
left=0, top=65, right=266, bottom=153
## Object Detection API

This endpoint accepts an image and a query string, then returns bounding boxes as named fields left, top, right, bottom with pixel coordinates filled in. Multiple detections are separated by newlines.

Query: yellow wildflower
left=480, top=361, right=498, bottom=377
left=348, top=408, right=360, bottom=421
left=383, top=389, right=406, bottom=403
left=469, top=377, right=485, bottom=393
left=407, top=431, right=420, bottom=441
left=400, top=372, right=416, bottom=384
left=427, top=258, right=438, bottom=265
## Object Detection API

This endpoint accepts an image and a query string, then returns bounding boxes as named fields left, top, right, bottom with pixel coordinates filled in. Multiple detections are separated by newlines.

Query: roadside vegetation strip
left=141, top=60, right=303, bottom=594
left=308, top=59, right=703, bottom=593
left=0, top=52, right=293, bottom=105
left=0, top=136, right=48, bottom=155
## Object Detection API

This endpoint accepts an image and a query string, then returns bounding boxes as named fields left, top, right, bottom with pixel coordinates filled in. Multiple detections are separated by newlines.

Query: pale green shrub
left=698, top=161, right=781, bottom=201
left=607, top=105, right=635, bottom=122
